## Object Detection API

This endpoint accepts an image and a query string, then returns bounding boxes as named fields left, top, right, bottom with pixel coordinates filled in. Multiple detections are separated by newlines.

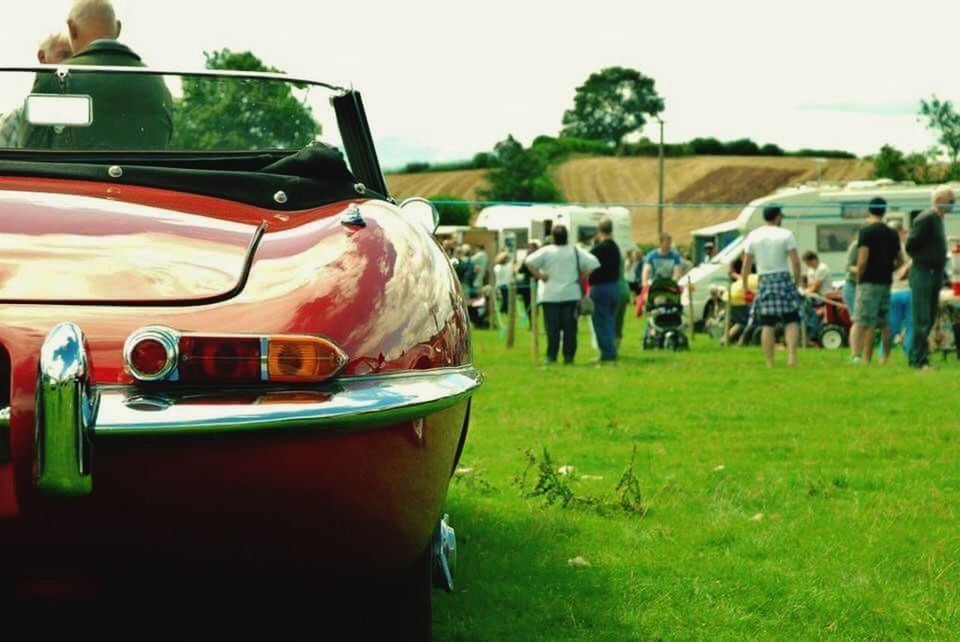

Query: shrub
left=429, top=194, right=472, bottom=226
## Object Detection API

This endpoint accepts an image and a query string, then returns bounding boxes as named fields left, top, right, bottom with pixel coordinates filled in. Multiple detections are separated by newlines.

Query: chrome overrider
left=36, top=322, right=99, bottom=496
left=32, top=324, right=482, bottom=497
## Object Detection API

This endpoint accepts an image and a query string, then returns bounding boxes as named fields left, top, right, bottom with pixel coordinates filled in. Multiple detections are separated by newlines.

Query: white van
left=682, top=179, right=960, bottom=325
left=475, top=204, right=635, bottom=254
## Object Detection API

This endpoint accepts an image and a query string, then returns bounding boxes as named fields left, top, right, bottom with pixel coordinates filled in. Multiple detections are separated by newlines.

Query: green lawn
left=434, top=318, right=960, bottom=641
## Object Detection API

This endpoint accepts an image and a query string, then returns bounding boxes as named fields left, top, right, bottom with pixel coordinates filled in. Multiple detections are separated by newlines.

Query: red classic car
left=0, top=65, right=479, bottom=635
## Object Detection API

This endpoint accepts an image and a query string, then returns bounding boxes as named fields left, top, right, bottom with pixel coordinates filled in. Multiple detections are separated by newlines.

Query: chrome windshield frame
left=0, top=65, right=348, bottom=94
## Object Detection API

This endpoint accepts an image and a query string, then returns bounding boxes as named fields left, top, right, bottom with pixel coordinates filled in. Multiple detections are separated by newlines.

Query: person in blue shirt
left=641, top=233, right=683, bottom=286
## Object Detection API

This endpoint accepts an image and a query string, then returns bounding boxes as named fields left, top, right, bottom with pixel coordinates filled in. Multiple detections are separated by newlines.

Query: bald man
left=904, top=186, right=953, bottom=370
left=24, top=0, right=173, bottom=150
left=0, top=34, right=72, bottom=148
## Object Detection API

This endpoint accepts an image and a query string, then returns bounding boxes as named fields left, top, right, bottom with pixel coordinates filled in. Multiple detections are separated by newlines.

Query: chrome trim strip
left=0, top=406, right=9, bottom=461
left=260, top=336, right=269, bottom=381
left=92, top=366, right=482, bottom=438
left=0, top=65, right=347, bottom=93
left=36, top=322, right=97, bottom=495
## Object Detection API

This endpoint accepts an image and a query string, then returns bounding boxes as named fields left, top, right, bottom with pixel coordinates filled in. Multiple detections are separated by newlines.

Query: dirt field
left=385, top=155, right=874, bottom=245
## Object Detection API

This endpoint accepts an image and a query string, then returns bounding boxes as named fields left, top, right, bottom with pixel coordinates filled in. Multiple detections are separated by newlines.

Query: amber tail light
left=124, top=327, right=348, bottom=384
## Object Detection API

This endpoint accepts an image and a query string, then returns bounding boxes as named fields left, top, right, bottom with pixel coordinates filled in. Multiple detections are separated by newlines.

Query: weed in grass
left=614, top=445, right=645, bottom=513
left=515, top=446, right=646, bottom=516
left=515, top=447, right=596, bottom=509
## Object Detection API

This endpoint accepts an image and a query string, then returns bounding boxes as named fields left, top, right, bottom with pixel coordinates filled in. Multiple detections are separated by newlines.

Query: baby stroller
left=642, top=277, right=689, bottom=351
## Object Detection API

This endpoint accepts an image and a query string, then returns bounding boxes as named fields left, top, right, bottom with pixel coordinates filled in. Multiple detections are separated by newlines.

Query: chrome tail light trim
left=123, top=325, right=181, bottom=382
left=35, top=322, right=98, bottom=496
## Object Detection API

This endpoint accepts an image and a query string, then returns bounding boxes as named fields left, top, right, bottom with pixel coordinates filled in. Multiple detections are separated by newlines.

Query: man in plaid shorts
left=740, top=205, right=802, bottom=367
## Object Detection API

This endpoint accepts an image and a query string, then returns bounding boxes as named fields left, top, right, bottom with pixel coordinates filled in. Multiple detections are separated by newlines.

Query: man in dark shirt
left=23, top=0, right=173, bottom=150
left=589, top=218, right=622, bottom=362
left=904, top=186, right=952, bottom=369
left=854, top=197, right=904, bottom=364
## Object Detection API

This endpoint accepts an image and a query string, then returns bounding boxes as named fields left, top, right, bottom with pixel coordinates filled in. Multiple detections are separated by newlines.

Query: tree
left=759, top=143, right=785, bottom=157
left=172, top=49, right=319, bottom=150
left=872, top=144, right=908, bottom=181
left=471, top=152, right=498, bottom=169
left=725, top=138, right=761, bottom=156
left=429, top=194, right=471, bottom=226
left=479, top=135, right=562, bottom=203
left=689, top=137, right=725, bottom=155
left=919, top=95, right=960, bottom=172
left=560, top=67, right=664, bottom=145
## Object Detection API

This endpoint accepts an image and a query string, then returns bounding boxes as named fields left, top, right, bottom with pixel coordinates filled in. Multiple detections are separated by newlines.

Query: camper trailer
left=682, top=179, right=960, bottom=326
left=475, top=204, right=635, bottom=255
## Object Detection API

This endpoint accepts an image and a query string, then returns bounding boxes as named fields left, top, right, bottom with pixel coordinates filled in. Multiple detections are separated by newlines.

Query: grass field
left=433, top=317, right=960, bottom=641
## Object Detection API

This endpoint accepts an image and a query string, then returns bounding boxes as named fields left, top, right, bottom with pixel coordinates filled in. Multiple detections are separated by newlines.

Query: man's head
left=37, top=33, right=72, bottom=64
left=802, top=250, right=819, bottom=268
left=528, top=240, right=541, bottom=253
left=67, top=0, right=121, bottom=53
left=658, top=233, right=672, bottom=254
left=552, top=225, right=569, bottom=246
left=704, top=241, right=716, bottom=257
left=762, top=205, right=783, bottom=225
left=932, top=185, right=955, bottom=216
left=597, top=218, right=613, bottom=239
left=868, top=197, right=887, bottom=219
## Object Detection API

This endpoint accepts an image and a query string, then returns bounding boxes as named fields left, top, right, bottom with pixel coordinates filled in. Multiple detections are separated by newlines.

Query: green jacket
left=23, top=41, right=173, bottom=150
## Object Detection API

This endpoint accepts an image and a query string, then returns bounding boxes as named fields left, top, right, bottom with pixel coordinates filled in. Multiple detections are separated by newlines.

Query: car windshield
left=0, top=67, right=345, bottom=156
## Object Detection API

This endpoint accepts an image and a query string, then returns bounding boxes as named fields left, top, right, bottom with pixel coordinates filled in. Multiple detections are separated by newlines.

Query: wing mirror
left=400, top=197, right=440, bottom=233
left=25, top=94, right=93, bottom=127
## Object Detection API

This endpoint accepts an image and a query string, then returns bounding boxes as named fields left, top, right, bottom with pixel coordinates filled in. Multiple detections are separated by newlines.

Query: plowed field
left=386, top=156, right=873, bottom=244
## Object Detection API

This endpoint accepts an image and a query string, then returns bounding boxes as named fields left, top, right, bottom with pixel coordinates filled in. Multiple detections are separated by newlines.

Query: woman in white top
left=524, top=225, right=600, bottom=364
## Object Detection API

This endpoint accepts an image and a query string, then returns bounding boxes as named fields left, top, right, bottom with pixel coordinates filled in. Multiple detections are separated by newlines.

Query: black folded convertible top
left=0, top=144, right=381, bottom=210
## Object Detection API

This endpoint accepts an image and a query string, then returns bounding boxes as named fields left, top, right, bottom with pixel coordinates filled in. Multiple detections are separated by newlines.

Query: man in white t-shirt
left=802, top=251, right=831, bottom=299
left=740, top=205, right=802, bottom=367
left=525, top=225, right=600, bottom=364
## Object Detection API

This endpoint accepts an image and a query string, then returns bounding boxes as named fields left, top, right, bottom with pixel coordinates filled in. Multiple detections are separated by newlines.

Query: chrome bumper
left=34, top=323, right=482, bottom=497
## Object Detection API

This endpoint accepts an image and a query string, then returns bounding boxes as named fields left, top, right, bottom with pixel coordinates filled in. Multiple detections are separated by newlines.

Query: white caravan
left=475, top=204, right=635, bottom=254
left=682, top=179, right=960, bottom=325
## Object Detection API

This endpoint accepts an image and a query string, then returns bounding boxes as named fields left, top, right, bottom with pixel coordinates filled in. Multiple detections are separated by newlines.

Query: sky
left=6, top=0, right=959, bottom=168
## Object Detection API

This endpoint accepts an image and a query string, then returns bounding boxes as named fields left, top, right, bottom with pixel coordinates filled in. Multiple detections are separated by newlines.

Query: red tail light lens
left=178, top=336, right=262, bottom=383
left=123, top=327, right=179, bottom=381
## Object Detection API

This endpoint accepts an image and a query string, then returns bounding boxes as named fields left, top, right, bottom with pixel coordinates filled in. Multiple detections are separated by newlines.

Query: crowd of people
left=725, top=186, right=955, bottom=370
left=445, top=222, right=702, bottom=366
left=448, top=184, right=957, bottom=372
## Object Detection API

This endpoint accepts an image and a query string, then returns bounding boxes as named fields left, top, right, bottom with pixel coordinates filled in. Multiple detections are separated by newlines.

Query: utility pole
left=657, top=116, right=665, bottom=236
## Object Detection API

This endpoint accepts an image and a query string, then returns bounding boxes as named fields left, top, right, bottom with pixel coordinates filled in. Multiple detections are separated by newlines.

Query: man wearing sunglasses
left=904, top=186, right=953, bottom=370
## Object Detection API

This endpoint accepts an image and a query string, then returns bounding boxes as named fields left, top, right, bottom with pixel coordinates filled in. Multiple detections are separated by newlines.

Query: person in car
left=0, top=34, right=73, bottom=148
left=24, top=0, right=173, bottom=150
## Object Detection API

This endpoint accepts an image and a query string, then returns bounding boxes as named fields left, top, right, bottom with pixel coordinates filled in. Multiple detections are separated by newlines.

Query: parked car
left=0, top=65, right=480, bottom=636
